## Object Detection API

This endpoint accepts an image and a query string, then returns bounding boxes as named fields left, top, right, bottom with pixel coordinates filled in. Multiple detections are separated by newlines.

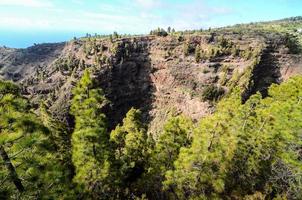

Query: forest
left=1, top=69, right=302, bottom=199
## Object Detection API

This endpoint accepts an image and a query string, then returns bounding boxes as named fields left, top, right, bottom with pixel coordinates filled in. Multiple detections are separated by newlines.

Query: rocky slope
left=1, top=19, right=302, bottom=134
left=0, top=43, right=65, bottom=81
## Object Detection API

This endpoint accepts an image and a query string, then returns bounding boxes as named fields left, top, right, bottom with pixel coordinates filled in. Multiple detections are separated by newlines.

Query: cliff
left=1, top=18, right=302, bottom=133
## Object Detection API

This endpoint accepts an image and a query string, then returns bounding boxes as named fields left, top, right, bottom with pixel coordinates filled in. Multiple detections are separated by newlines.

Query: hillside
left=1, top=18, right=302, bottom=132
left=1, top=17, right=302, bottom=199
left=0, top=43, right=65, bottom=81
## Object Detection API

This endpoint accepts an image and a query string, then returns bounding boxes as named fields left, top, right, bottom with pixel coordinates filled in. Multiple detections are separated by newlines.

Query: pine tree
left=0, top=80, right=72, bottom=199
left=167, top=27, right=171, bottom=33
left=70, top=70, right=111, bottom=198
left=145, top=115, right=194, bottom=199
left=39, top=102, right=76, bottom=189
left=110, top=108, right=149, bottom=197
left=226, top=76, right=302, bottom=198
left=164, top=76, right=302, bottom=199
left=164, top=89, right=243, bottom=199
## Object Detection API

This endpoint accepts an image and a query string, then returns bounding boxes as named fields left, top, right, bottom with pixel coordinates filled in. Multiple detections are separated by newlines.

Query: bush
left=177, top=35, right=184, bottom=42
left=240, top=48, right=253, bottom=60
left=0, top=80, right=20, bottom=95
left=202, top=68, right=210, bottom=74
left=195, top=45, right=201, bottom=62
left=183, top=43, right=195, bottom=56
left=113, top=31, right=119, bottom=39
left=219, top=72, right=228, bottom=86
left=150, top=28, right=168, bottom=37
left=285, top=33, right=301, bottom=54
left=218, top=36, right=233, bottom=49
left=231, top=46, right=240, bottom=57
left=202, top=85, right=225, bottom=101
left=207, top=46, right=221, bottom=59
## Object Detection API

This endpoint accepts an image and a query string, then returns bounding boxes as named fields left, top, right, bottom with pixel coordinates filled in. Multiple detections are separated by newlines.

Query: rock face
left=1, top=28, right=302, bottom=134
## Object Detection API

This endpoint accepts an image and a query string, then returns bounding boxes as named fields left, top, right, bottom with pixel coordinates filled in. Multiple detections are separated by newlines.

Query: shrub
left=285, top=33, right=301, bottom=54
left=202, top=68, right=210, bottom=74
left=240, top=47, right=253, bottom=60
left=177, top=35, right=184, bottom=42
left=219, top=72, right=228, bottom=86
left=0, top=80, right=20, bottom=95
left=150, top=28, right=168, bottom=37
left=207, top=46, right=221, bottom=59
left=202, top=85, right=225, bottom=101
left=183, top=43, right=195, bottom=56
left=167, top=26, right=171, bottom=33
left=218, top=36, right=232, bottom=48
left=221, top=64, right=230, bottom=73
left=195, top=45, right=201, bottom=62
left=231, top=46, right=240, bottom=57
left=113, top=31, right=119, bottom=39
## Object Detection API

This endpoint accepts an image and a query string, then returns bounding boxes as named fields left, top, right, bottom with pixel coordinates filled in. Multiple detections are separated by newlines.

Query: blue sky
left=0, top=0, right=301, bottom=48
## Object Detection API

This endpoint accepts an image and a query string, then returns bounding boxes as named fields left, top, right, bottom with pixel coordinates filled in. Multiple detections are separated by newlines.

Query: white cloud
left=0, top=8, right=155, bottom=33
left=134, top=0, right=162, bottom=9
left=0, top=0, right=53, bottom=8
left=0, top=16, right=53, bottom=29
left=0, top=0, right=234, bottom=33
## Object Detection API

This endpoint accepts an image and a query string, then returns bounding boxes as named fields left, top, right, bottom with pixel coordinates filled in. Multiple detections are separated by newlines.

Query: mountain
left=1, top=17, right=302, bottom=199
left=0, top=43, right=65, bottom=81
left=1, top=17, right=302, bottom=133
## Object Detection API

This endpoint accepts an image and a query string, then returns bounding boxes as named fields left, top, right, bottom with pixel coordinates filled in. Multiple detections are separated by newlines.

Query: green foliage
left=143, top=115, right=194, bottom=199
left=241, top=47, right=254, bottom=60
left=111, top=108, right=148, bottom=171
left=231, top=45, right=240, bottom=57
left=3, top=17, right=302, bottom=200
left=55, top=55, right=79, bottom=75
left=154, top=115, right=193, bottom=172
left=285, top=33, right=301, bottom=54
left=113, top=31, right=119, bottom=39
left=110, top=108, right=150, bottom=198
left=0, top=80, right=20, bottom=95
left=183, top=43, right=189, bottom=56
left=167, top=26, right=171, bottom=33
left=206, top=45, right=221, bottom=60
left=202, top=84, right=225, bottom=101
left=2, top=70, right=302, bottom=200
left=164, top=90, right=243, bottom=199
left=70, top=70, right=111, bottom=197
left=227, top=54, right=261, bottom=92
left=131, top=115, right=194, bottom=199
left=164, top=76, right=302, bottom=199
left=218, top=36, right=234, bottom=49
left=0, top=80, right=73, bottom=199
left=150, top=28, right=168, bottom=37
left=183, top=42, right=195, bottom=56
left=39, top=102, right=75, bottom=187
left=219, top=71, right=228, bottom=86
left=203, top=36, right=237, bottom=60
left=195, top=45, right=201, bottom=62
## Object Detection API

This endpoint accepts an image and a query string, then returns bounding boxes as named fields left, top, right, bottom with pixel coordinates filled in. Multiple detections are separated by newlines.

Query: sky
left=0, top=0, right=301, bottom=48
